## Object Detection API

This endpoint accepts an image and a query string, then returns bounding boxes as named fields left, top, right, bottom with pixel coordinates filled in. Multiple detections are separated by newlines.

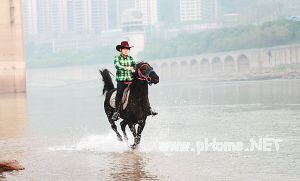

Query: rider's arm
left=114, top=56, right=127, bottom=70
left=131, top=57, right=137, bottom=69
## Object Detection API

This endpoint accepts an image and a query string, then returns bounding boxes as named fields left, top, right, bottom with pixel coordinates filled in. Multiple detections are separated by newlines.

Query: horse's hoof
left=130, top=144, right=138, bottom=150
left=117, top=136, right=123, bottom=142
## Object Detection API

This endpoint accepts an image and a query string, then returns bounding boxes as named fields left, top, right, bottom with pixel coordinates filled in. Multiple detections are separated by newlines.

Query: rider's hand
left=127, top=66, right=135, bottom=72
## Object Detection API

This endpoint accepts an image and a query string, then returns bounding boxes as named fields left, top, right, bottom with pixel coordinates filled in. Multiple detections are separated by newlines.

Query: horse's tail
left=99, top=69, right=115, bottom=95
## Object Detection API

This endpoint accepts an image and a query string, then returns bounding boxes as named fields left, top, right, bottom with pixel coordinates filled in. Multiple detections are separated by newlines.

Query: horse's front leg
left=120, top=119, right=128, bottom=142
left=132, top=120, right=146, bottom=149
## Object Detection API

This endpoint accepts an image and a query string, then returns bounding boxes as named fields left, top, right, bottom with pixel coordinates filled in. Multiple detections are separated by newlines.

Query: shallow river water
left=1, top=75, right=300, bottom=180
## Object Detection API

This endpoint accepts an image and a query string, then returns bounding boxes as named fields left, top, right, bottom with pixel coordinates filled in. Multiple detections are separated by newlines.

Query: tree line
left=140, top=20, right=300, bottom=60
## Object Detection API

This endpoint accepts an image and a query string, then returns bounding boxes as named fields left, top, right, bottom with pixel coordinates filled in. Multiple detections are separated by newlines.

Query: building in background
left=135, top=0, right=158, bottom=25
left=67, top=0, right=93, bottom=34
left=23, top=0, right=109, bottom=37
left=91, top=0, right=108, bottom=33
left=119, top=0, right=135, bottom=26
left=201, top=0, right=218, bottom=24
left=23, top=0, right=221, bottom=51
left=107, top=0, right=135, bottom=29
left=107, top=0, right=119, bottom=29
left=157, top=0, right=180, bottom=25
left=121, top=9, right=145, bottom=58
left=67, top=0, right=108, bottom=34
left=23, top=0, right=38, bottom=40
left=23, top=0, right=110, bottom=52
left=36, top=0, right=68, bottom=38
left=180, top=0, right=202, bottom=22
left=179, top=0, right=218, bottom=23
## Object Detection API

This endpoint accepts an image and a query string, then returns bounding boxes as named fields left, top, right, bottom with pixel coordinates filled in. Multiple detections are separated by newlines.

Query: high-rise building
left=23, top=0, right=109, bottom=39
left=107, top=0, right=135, bottom=29
left=179, top=0, right=218, bottom=23
left=135, top=0, right=158, bottom=25
left=66, top=0, right=109, bottom=34
left=67, top=0, right=93, bottom=33
left=107, top=0, right=119, bottom=29
left=23, top=0, right=38, bottom=39
left=201, top=0, right=218, bottom=23
left=119, top=0, right=135, bottom=21
left=91, top=0, right=108, bottom=33
left=157, top=0, right=180, bottom=25
left=36, top=0, right=68, bottom=37
left=121, top=9, right=145, bottom=58
left=180, top=0, right=202, bottom=22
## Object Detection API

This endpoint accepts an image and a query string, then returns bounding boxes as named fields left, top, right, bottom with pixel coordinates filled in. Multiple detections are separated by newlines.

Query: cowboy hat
left=116, top=41, right=134, bottom=52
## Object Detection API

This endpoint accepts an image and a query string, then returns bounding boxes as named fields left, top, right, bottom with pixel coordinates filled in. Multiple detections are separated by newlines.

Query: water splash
left=48, top=133, right=130, bottom=153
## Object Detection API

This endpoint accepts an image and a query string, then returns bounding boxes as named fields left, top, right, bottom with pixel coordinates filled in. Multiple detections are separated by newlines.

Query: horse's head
left=135, top=62, right=159, bottom=85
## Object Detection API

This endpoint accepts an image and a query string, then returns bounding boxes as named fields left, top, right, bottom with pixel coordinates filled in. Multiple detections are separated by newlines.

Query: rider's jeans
left=116, top=81, right=128, bottom=107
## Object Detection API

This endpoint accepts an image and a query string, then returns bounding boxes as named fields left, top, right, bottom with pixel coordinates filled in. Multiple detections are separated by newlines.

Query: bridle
left=137, top=63, right=154, bottom=85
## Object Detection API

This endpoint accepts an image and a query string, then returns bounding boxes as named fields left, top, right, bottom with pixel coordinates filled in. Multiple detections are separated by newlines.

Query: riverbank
left=191, top=65, right=300, bottom=82
left=221, top=71, right=300, bottom=82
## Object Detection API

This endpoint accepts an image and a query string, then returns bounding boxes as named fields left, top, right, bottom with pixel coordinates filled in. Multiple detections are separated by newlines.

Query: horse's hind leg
left=109, top=119, right=123, bottom=141
left=120, top=119, right=128, bottom=142
left=128, top=123, right=137, bottom=138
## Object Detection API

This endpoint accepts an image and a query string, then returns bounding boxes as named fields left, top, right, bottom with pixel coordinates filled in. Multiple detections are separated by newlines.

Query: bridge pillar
left=250, top=51, right=264, bottom=70
left=221, top=59, right=225, bottom=72
left=273, top=49, right=278, bottom=66
left=292, top=47, right=297, bottom=64
left=297, top=46, right=300, bottom=63
left=286, top=48, right=291, bottom=64
left=284, top=48, right=288, bottom=64
left=234, top=59, right=238, bottom=73
left=278, top=49, right=283, bottom=65
left=0, top=0, right=26, bottom=94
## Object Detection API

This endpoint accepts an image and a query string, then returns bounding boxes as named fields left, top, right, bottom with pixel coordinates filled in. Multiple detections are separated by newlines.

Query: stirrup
left=112, top=112, right=120, bottom=121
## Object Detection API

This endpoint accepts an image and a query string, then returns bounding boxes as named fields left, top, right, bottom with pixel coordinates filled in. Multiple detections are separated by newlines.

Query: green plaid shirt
left=114, top=54, right=136, bottom=81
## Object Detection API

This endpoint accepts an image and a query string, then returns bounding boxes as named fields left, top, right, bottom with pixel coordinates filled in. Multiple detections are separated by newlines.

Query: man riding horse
left=112, top=41, right=157, bottom=121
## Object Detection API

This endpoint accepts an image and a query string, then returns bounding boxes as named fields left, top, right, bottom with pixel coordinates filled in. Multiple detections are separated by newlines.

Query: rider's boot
left=148, top=107, right=158, bottom=116
left=112, top=99, right=121, bottom=121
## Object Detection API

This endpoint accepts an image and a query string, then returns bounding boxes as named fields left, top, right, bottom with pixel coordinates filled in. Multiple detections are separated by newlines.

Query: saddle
left=109, top=83, right=131, bottom=110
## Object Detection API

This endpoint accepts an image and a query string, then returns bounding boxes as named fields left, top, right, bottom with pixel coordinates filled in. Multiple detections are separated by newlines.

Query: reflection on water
left=0, top=94, right=28, bottom=138
left=108, top=152, right=158, bottom=181
left=0, top=93, right=28, bottom=166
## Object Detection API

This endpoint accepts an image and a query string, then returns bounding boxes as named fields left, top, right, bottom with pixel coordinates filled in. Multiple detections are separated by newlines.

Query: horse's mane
left=135, top=61, right=149, bottom=71
left=133, top=61, right=148, bottom=80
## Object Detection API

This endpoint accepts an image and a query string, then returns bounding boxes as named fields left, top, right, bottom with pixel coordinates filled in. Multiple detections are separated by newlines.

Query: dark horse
left=99, top=62, right=159, bottom=149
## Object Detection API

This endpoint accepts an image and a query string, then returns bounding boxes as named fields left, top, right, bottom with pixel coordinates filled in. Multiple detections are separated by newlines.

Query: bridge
left=26, top=44, right=300, bottom=86
left=0, top=0, right=26, bottom=93
left=149, top=44, right=300, bottom=80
